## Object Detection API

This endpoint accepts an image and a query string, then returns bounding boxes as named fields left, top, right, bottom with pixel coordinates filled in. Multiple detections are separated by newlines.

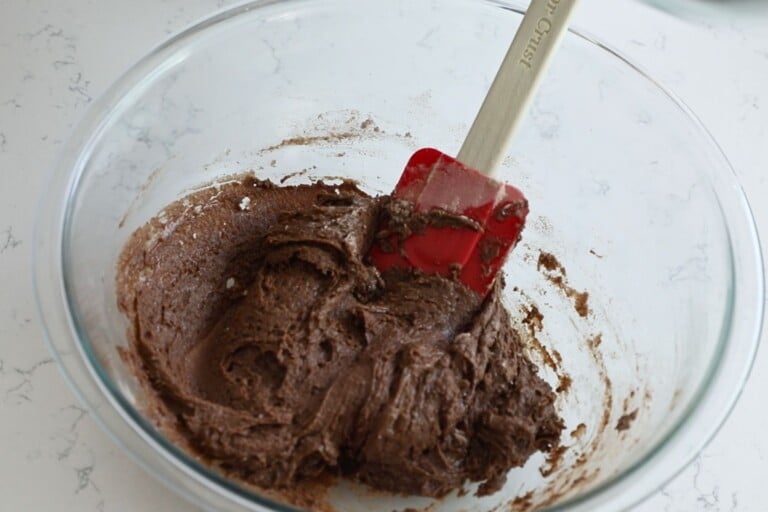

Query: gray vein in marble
left=4, top=358, right=54, bottom=403
left=416, top=27, right=439, bottom=49
left=75, top=465, right=95, bottom=493
left=53, top=58, right=76, bottom=69
left=5, top=381, right=32, bottom=403
left=9, top=309, right=33, bottom=328
left=57, top=435, right=79, bottom=462
left=1, top=226, right=22, bottom=253
left=592, top=178, right=611, bottom=196
left=73, top=464, right=105, bottom=512
left=691, top=456, right=733, bottom=512
left=260, top=37, right=290, bottom=85
left=55, top=405, right=88, bottom=461
left=260, top=37, right=282, bottom=75
left=19, top=24, right=57, bottom=40
left=68, top=71, right=92, bottom=103
left=668, top=243, right=710, bottom=283
left=14, top=358, right=54, bottom=377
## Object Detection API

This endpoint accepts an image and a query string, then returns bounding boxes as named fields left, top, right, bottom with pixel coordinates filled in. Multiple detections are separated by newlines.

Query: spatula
left=369, top=0, right=579, bottom=296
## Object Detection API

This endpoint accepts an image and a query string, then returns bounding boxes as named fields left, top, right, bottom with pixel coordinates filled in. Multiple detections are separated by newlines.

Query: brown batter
left=117, top=174, right=563, bottom=498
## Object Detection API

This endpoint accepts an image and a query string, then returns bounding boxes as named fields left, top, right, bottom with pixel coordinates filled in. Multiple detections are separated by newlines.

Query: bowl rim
left=33, top=0, right=765, bottom=511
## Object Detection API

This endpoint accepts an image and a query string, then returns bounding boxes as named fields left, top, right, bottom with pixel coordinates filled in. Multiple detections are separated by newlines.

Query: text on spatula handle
left=519, top=0, right=562, bottom=69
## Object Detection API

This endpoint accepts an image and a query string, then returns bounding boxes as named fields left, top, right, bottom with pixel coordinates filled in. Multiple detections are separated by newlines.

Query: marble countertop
left=1, top=0, right=766, bottom=510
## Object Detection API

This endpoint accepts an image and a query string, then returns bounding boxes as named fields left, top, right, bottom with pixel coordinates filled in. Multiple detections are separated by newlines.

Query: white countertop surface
left=1, top=0, right=766, bottom=510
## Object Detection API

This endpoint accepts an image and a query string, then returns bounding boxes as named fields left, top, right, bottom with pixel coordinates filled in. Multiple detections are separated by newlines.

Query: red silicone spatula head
left=368, top=0, right=578, bottom=296
left=368, top=148, right=527, bottom=296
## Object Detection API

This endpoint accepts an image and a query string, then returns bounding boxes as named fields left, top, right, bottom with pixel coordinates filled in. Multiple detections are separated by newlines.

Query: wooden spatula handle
left=457, top=0, right=580, bottom=177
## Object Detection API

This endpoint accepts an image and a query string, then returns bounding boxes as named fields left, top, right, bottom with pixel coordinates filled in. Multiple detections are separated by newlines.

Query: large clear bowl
left=34, top=0, right=764, bottom=511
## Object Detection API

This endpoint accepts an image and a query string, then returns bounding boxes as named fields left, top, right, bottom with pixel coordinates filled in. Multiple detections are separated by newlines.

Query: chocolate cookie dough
left=117, top=174, right=563, bottom=498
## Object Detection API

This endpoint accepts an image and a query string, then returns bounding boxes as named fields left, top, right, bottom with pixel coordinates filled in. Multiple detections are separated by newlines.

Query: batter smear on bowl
left=117, top=174, right=563, bottom=498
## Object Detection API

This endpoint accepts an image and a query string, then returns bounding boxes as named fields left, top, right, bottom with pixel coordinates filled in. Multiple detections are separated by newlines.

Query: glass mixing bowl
left=34, top=0, right=764, bottom=511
